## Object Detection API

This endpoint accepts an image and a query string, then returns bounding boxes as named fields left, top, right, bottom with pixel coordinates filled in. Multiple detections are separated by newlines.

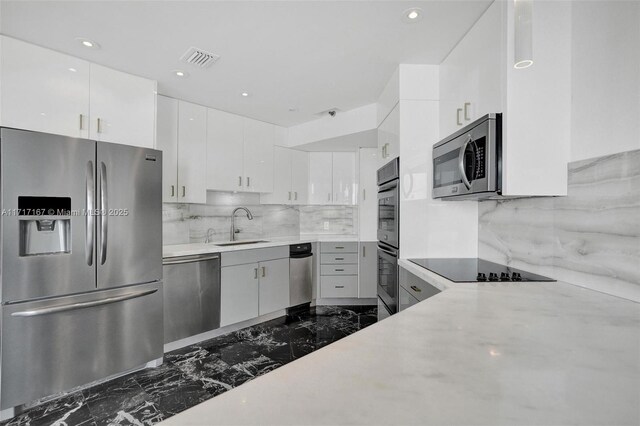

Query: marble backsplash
left=479, top=149, right=640, bottom=302
left=163, top=192, right=358, bottom=244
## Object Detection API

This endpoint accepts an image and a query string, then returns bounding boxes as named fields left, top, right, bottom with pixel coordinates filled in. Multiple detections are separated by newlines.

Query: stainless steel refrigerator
left=0, top=128, right=163, bottom=416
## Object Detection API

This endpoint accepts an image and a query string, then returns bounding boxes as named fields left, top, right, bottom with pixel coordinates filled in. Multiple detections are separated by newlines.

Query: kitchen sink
left=214, top=240, right=269, bottom=247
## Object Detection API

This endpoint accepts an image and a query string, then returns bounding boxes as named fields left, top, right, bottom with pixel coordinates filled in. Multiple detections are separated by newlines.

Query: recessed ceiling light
left=68, top=67, right=77, bottom=73
left=241, top=92, right=249, bottom=97
left=402, top=8, right=423, bottom=23
left=173, top=70, right=189, bottom=78
left=76, top=37, right=100, bottom=49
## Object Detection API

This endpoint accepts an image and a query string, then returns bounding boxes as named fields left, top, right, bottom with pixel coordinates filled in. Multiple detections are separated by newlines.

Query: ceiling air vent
left=180, top=47, right=220, bottom=69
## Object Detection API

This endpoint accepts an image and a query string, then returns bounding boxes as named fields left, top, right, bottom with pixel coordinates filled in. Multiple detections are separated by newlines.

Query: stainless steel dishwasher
left=162, top=253, right=221, bottom=344
left=289, top=243, right=313, bottom=308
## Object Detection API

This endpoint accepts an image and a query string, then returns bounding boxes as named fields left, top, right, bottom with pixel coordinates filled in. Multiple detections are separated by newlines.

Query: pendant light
left=514, top=0, right=533, bottom=69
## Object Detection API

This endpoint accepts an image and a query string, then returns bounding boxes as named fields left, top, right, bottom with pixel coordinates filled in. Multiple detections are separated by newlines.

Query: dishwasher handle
left=290, top=253, right=313, bottom=259
left=163, top=254, right=220, bottom=265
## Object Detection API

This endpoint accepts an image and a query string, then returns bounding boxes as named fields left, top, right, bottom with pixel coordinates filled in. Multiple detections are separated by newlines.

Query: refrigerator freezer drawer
left=0, top=281, right=163, bottom=410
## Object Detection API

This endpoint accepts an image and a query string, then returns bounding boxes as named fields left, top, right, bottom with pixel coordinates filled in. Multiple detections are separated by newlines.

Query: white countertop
left=163, top=234, right=360, bottom=258
left=161, top=260, right=640, bottom=426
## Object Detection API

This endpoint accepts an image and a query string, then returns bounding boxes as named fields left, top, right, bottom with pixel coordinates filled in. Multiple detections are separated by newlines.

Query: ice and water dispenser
left=18, top=196, right=72, bottom=256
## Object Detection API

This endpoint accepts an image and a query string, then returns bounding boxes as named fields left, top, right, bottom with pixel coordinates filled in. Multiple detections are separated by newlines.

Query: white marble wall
left=299, top=206, right=358, bottom=235
left=163, top=192, right=300, bottom=244
left=479, top=149, right=640, bottom=302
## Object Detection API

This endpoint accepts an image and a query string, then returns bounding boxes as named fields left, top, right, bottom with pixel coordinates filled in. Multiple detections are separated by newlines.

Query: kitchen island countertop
left=160, top=259, right=640, bottom=425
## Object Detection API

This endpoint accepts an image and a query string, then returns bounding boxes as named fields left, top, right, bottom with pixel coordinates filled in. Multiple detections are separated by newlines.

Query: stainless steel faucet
left=204, top=228, right=216, bottom=244
left=230, top=207, right=254, bottom=241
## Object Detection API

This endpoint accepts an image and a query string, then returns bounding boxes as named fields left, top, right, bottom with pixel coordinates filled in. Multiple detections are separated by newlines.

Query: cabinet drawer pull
left=456, top=109, right=462, bottom=126
left=335, top=257, right=344, bottom=261
left=288, top=191, right=292, bottom=201
left=246, top=177, right=251, bottom=187
left=182, top=186, right=186, bottom=197
left=254, top=268, right=258, bottom=279
left=362, top=246, right=366, bottom=257
left=261, top=266, right=266, bottom=277
left=335, top=246, right=344, bottom=249
left=410, top=285, right=422, bottom=293
left=464, top=102, right=471, bottom=121
left=97, top=117, right=103, bottom=133
left=239, top=176, right=242, bottom=187
left=79, top=114, right=85, bottom=130
left=171, top=185, right=175, bottom=197
left=335, top=285, right=345, bottom=289
left=294, top=191, right=298, bottom=200
left=335, top=268, right=344, bottom=272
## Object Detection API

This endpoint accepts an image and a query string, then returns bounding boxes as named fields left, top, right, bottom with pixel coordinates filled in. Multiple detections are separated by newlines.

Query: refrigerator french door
left=0, top=128, right=163, bottom=414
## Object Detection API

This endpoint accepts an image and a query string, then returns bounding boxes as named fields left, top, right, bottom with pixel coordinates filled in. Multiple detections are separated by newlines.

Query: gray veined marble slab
left=479, top=149, right=640, bottom=302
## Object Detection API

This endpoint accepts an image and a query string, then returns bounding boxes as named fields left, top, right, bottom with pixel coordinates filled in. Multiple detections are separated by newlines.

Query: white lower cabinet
left=358, top=242, right=377, bottom=298
left=258, top=258, right=290, bottom=316
left=319, top=242, right=359, bottom=298
left=220, top=263, right=259, bottom=327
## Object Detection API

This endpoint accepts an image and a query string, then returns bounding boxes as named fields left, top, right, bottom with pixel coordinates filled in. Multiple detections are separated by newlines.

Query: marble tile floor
left=2, top=305, right=377, bottom=426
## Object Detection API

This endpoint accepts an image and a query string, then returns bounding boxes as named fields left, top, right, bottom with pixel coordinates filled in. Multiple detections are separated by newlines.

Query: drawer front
left=320, top=242, right=358, bottom=253
left=320, top=264, right=358, bottom=276
left=399, top=267, right=441, bottom=302
left=321, top=253, right=358, bottom=265
left=221, top=246, right=289, bottom=267
left=320, top=276, right=358, bottom=298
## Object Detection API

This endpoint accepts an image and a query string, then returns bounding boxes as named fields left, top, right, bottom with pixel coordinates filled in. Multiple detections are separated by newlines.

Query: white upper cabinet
left=332, top=152, right=357, bottom=205
left=156, top=96, right=179, bottom=203
left=308, top=152, right=356, bottom=205
left=377, top=104, right=400, bottom=167
left=207, top=108, right=244, bottom=192
left=89, top=64, right=156, bottom=148
left=358, top=148, right=378, bottom=241
left=308, top=152, right=333, bottom=205
left=243, top=118, right=275, bottom=193
left=290, top=149, right=309, bottom=205
left=177, top=101, right=207, bottom=204
left=0, top=36, right=90, bottom=138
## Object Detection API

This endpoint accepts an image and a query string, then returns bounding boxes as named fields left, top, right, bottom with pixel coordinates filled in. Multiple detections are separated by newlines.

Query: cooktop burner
left=408, top=258, right=555, bottom=283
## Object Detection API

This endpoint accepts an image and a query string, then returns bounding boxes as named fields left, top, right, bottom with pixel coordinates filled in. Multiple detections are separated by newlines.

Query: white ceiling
left=0, top=0, right=491, bottom=127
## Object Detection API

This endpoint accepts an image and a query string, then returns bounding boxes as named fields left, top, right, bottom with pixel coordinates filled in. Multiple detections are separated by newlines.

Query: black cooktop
left=408, top=258, right=555, bottom=282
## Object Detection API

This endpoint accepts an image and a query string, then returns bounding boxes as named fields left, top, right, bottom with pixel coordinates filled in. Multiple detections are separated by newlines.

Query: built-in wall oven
left=377, top=157, right=399, bottom=316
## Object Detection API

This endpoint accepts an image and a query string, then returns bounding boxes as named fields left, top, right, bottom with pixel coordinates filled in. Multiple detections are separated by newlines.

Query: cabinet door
left=377, top=104, right=399, bottom=167
left=261, top=146, right=292, bottom=204
left=0, top=36, right=90, bottom=138
left=89, top=64, right=156, bottom=148
left=221, top=263, right=259, bottom=327
left=207, top=108, right=244, bottom=192
left=358, top=243, right=377, bottom=298
left=177, top=101, right=207, bottom=204
left=308, top=152, right=333, bottom=204
left=332, top=152, right=357, bottom=205
left=258, top=258, right=290, bottom=316
left=358, top=148, right=378, bottom=240
left=243, top=118, right=274, bottom=193
left=291, top=149, right=309, bottom=205
left=156, top=96, right=178, bottom=202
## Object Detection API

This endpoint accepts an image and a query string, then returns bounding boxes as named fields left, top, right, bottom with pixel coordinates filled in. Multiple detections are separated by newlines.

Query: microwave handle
left=458, top=135, right=472, bottom=190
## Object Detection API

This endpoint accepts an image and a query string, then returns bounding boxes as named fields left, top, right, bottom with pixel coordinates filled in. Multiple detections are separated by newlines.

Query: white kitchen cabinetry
left=0, top=36, right=90, bottom=138
left=308, top=152, right=356, bottom=205
left=243, top=118, right=274, bottom=193
left=308, top=152, right=333, bottom=204
left=377, top=104, right=399, bottom=167
left=89, top=64, right=156, bottom=148
left=156, top=97, right=207, bottom=204
left=258, top=258, right=290, bottom=316
left=358, top=242, right=377, bottom=298
left=438, top=0, right=571, bottom=196
left=220, top=263, right=259, bottom=327
left=319, top=242, right=359, bottom=298
left=358, top=148, right=378, bottom=240
left=177, top=101, right=207, bottom=203
left=207, top=108, right=244, bottom=192
left=156, top=96, right=179, bottom=202
left=261, top=147, right=309, bottom=205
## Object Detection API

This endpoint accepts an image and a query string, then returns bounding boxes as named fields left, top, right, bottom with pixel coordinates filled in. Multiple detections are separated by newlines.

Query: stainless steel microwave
left=432, top=113, right=502, bottom=200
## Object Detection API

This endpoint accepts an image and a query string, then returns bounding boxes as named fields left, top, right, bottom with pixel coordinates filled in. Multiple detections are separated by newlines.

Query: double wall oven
left=377, top=158, right=399, bottom=316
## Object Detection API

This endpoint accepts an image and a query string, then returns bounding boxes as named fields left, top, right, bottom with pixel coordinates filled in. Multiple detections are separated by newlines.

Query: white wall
left=571, top=0, right=640, bottom=161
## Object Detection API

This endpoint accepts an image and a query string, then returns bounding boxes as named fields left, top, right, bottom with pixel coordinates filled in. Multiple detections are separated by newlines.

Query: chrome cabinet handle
left=239, top=176, right=242, bottom=187
left=246, top=177, right=251, bottom=187
left=456, top=109, right=463, bottom=126
left=85, top=161, right=94, bottom=266
left=254, top=268, right=258, bottom=279
left=261, top=266, right=266, bottom=277
left=163, top=254, right=220, bottom=265
left=335, top=285, right=345, bottom=289
left=464, top=102, right=471, bottom=121
left=97, top=117, right=103, bottom=134
left=335, top=257, right=344, bottom=261
left=328, top=193, right=331, bottom=202
left=458, top=135, right=472, bottom=190
left=288, top=191, right=292, bottom=201
left=410, top=285, right=422, bottom=293
left=335, top=246, right=344, bottom=249
left=182, top=186, right=186, bottom=197
left=99, top=162, right=108, bottom=265
left=363, top=189, right=366, bottom=200
left=79, top=114, right=85, bottom=130
left=171, top=185, right=175, bottom=197
left=335, top=268, right=344, bottom=272
left=362, top=245, right=366, bottom=257
left=11, top=289, right=158, bottom=317
left=294, top=192, right=298, bottom=201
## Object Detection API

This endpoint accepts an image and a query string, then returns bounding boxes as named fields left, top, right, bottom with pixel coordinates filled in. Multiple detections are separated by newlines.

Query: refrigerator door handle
left=86, top=161, right=94, bottom=266
left=99, top=162, right=108, bottom=265
left=10, top=288, right=158, bottom=317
